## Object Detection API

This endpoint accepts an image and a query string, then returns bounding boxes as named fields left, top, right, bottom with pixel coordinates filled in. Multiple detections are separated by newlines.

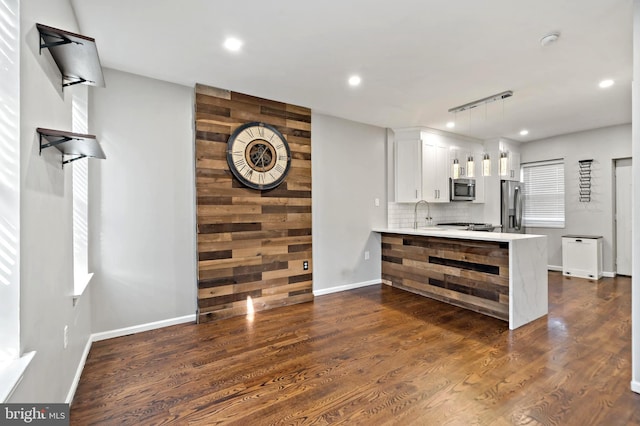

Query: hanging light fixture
left=452, top=158, right=460, bottom=179
left=448, top=90, right=513, bottom=114
left=466, top=155, right=474, bottom=178
left=499, top=151, right=509, bottom=176
left=482, top=153, right=491, bottom=177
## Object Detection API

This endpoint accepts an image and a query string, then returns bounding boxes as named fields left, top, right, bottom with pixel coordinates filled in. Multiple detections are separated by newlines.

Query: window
left=0, top=0, right=34, bottom=403
left=0, top=0, right=20, bottom=365
left=521, top=160, right=565, bottom=228
left=72, top=86, right=94, bottom=297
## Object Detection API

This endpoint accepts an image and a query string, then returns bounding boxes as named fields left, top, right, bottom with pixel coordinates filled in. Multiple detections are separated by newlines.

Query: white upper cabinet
left=422, top=141, right=449, bottom=203
left=395, top=139, right=422, bottom=202
left=394, top=128, right=488, bottom=204
left=508, top=151, right=521, bottom=180
left=394, top=128, right=486, bottom=204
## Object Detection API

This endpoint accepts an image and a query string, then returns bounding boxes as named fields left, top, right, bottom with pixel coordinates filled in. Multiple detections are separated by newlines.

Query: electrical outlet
left=364, top=251, right=370, bottom=260
left=63, top=325, right=68, bottom=349
left=303, top=260, right=309, bottom=270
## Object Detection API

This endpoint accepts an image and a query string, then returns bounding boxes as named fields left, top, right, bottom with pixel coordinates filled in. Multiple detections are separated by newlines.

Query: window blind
left=521, top=160, right=565, bottom=228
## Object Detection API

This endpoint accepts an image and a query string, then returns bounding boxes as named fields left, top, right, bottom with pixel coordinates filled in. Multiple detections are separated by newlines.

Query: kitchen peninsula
left=373, top=228, right=548, bottom=330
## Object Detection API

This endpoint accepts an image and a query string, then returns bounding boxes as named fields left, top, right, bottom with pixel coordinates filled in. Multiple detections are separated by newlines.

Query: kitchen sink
left=435, top=222, right=499, bottom=232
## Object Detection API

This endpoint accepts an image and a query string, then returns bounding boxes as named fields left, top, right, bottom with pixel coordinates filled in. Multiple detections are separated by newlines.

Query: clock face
left=226, top=122, right=291, bottom=190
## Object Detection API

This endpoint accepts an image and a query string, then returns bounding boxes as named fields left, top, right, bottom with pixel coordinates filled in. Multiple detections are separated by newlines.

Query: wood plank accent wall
left=381, top=233, right=510, bottom=321
left=195, top=84, right=313, bottom=323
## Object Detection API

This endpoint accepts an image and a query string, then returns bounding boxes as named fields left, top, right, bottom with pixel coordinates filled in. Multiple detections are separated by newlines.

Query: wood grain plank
left=71, top=274, right=638, bottom=425
left=382, top=232, right=509, bottom=320
left=195, top=84, right=313, bottom=323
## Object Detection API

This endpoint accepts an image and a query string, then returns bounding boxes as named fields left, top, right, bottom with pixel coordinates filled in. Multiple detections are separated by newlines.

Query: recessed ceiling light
left=223, top=37, right=243, bottom=52
left=540, top=32, right=560, bottom=47
left=519, top=129, right=529, bottom=136
left=446, top=121, right=455, bottom=129
left=599, top=79, right=614, bottom=88
left=348, top=75, right=361, bottom=87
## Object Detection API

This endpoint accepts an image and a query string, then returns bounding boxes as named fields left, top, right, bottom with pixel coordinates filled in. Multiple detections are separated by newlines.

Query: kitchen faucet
left=413, top=200, right=432, bottom=229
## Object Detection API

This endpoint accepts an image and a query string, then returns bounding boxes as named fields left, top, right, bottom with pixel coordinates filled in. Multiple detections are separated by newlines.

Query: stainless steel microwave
left=450, top=178, right=476, bottom=201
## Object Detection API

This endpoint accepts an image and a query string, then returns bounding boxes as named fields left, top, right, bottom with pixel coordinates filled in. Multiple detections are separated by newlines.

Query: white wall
left=11, top=0, right=92, bottom=402
left=311, top=113, right=387, bottom=293
left=519, top=124, right=631, bottom=273
left=88, top=68, right=196, bottom=332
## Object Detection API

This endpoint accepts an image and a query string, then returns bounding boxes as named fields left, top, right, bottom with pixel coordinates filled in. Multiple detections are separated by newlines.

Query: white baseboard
left=66, top=314, right=196, bottom=406
left=313, top=279, right=380, bottom=296
left=631, top=380, right=640, bottom=394
left=91, top=314, right=196, bottom=342
left=66, top=338, right=92, bottom=405
left=603, top=271, right=616, bottom=278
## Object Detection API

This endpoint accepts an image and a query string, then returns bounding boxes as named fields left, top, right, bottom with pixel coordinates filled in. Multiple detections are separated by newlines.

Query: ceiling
left=70, top=0, right=633, bottom=142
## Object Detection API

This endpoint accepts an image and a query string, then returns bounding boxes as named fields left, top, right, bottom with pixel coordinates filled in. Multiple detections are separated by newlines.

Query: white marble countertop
left=373, top=227, right=546, bottom=242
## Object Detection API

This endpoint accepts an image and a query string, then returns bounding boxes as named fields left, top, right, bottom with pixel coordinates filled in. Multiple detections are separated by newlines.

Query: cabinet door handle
left=575, top=239, right=582, bottom=243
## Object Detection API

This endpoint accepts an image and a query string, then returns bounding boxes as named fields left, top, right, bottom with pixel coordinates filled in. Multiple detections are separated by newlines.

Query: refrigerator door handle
left=514, top=186, right=523, bottom=230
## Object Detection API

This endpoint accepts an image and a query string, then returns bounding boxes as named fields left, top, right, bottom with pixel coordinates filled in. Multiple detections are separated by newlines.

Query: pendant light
left=482, top=153, right=491, bottom=176
left=499, top=151, right=509, bottom=176
left=452, top=158, right=460, bottom=179
left=446, top=90, right=515, bottom=180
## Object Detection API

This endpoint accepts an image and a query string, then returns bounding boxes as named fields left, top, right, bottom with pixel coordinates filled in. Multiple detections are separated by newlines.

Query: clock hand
left=255, top=146, right=268, bottom=170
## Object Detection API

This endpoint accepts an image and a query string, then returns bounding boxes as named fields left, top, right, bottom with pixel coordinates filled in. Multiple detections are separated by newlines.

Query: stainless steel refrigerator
left=501, top=180, right=525, bottom=233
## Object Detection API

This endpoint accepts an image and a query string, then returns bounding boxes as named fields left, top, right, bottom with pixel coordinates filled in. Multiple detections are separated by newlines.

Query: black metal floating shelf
left=37, top=127, right=106, bottom=168
left=36, top=23, right=105, bottom=89
left=578, top=159, right=593, bottom=202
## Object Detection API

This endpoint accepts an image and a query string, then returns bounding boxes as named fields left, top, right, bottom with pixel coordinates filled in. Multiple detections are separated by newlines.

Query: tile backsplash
left=388, top=202, right=486, bottom=228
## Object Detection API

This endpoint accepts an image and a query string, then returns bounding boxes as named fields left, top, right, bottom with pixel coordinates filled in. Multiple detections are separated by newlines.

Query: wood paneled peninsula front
left=374, top=228, right=548, bottom=329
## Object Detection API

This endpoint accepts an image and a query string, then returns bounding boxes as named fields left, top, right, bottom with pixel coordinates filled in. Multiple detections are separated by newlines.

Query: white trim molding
left=0, top=352, right=35, bottom=403
left=91, top=314, right=196, bottom=342
left=313, top=280, right=380, bottom=297
left=631, top=380, right=640, bottom=394
left=66, top=340, right=91, bottom=405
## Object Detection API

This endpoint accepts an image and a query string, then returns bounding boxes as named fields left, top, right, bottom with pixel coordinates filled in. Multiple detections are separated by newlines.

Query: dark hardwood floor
left=71, top=272, right=640, bottom=425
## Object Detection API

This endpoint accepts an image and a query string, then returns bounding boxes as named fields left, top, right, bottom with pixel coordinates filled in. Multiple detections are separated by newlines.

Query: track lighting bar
left=448, top=90, right=514, bottom=113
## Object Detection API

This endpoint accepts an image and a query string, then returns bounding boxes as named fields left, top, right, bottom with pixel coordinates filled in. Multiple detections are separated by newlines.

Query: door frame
left=613, top=157, right=632, bottom=276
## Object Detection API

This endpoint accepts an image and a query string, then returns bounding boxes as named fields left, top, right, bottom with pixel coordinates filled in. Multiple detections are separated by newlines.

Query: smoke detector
left=540, top=32, right=560, bottom=46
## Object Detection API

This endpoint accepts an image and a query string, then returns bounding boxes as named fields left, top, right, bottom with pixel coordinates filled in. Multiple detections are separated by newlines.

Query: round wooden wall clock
left=226, top=122, right=291, bottom=190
